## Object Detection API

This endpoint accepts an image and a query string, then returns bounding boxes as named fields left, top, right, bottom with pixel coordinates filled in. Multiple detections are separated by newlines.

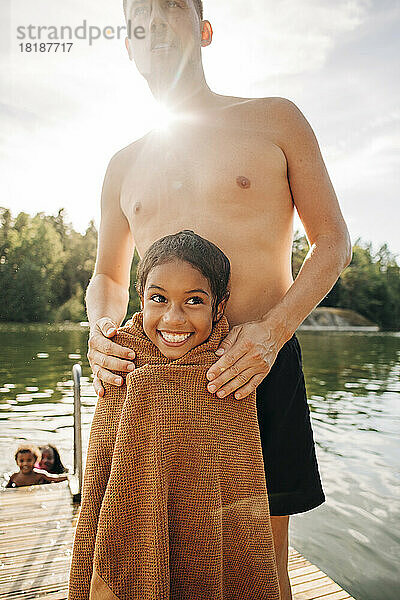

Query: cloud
left=203, top=0, right=371, bottom=91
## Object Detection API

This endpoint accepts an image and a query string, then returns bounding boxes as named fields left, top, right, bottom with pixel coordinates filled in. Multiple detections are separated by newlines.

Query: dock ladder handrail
left=71, top=363, right=82, bottom=502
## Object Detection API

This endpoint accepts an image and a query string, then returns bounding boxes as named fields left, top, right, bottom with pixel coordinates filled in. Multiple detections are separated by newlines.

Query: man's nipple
left=236, top=175, right=251, bottom=189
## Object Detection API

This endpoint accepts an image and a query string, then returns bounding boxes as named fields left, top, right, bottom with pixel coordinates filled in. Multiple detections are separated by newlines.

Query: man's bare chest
left=120, top=127, right=289, bottom=229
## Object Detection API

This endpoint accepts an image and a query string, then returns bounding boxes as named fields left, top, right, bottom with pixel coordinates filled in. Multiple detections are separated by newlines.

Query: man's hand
left=206, top=320, right=284, bottom=400
left=87, top=317, right=136, bottom=397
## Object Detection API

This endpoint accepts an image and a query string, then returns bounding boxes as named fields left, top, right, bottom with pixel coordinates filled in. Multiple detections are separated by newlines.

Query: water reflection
left=291, top=331, right=400, bottom=600
left=300, top=332, right=400, bottom=435
left=0, top=324, right=94, bottom=474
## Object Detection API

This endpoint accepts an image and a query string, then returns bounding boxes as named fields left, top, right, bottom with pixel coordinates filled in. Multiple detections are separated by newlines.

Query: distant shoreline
left=298, top=325, right=379, bottom=331
left=0, top=314, right=397, bottom=333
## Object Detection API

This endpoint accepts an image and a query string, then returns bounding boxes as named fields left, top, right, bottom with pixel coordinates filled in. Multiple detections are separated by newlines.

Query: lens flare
left=152, top=103, right=175, bottom=131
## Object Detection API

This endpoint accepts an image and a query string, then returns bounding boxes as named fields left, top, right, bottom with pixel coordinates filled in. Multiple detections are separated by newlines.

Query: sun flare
left=152, top=103, right=175, bottom=131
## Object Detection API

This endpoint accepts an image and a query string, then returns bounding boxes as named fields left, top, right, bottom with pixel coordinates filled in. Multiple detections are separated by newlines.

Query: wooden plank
left=0, top=482, right=71, bottom=500
left=312, top=592, right=352, bottom=600
left=289, top=565, right=321, bottom=578
left=0, top=547, right=73, bottom=567
left=292, top=582, right=347, bottom=599
left=291, top=571, right=327, bottom=586
left=0, top=485, right=356, bottom=600
left=292, top=577, right=342, bottom=594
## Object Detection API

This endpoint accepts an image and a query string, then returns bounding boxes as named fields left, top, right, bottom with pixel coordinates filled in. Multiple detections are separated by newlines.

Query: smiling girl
left=136, top=229, right=230, bottom=359
left=69, top=230, right=280, bottom=600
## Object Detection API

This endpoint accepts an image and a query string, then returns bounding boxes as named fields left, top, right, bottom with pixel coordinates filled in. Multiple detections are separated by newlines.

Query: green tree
left=291, top=231, right=309, bottom=278
left=0, top=211, right=65, bottom=321
left=338, top=240, right=400, bottom=330
left=291, top=232, right=400, bottom=330
left=54, top=283, right=87, bottom=322
left=127, top=250, right=141, bottom=318
left=0, top=210, right=399, bottom=329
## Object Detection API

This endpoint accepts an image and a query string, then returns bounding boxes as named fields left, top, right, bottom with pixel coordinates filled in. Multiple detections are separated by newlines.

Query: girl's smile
left=157, top=330, right=194, bottom=346
left=142, top=260, right=216, bottom=359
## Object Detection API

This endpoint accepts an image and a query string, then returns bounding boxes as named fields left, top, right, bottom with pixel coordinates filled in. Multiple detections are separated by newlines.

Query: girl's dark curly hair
left=136, top=230, right=230, bottom=321
left=15, top=444, right=41, bottom=463
left=39, top=445, right=68, bottom=474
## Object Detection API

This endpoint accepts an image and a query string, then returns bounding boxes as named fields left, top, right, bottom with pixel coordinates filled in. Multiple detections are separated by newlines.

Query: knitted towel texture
left=68, top=312, right=280, bottom=600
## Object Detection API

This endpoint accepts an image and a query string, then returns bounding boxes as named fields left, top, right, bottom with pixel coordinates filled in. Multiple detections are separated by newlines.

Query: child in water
left=6, top=444, right=69, bottom=488
left=35, top=444, right=68, bottom=474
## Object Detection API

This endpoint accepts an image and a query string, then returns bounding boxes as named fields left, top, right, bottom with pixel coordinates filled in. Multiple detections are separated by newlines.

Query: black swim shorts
left=256, top=333, right=326, bottom=517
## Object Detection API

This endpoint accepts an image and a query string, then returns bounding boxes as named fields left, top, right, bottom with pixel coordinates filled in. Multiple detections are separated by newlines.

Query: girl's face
left=16, top=451, right=36, bottom=474
left=39, top=447, right=55, bottom=471
left=142, top=260, right=221, bottom=359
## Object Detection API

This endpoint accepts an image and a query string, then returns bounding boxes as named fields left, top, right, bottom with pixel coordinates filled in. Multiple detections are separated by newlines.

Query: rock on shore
left=299, top=307, right=379, bottom=331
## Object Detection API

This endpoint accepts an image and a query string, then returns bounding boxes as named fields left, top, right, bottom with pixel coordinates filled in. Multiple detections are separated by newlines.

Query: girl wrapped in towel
left=68, top=230, right=280, bottom=600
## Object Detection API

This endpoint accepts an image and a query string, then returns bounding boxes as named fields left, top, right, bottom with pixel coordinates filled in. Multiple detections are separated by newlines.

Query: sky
left=1, top=0, right=399, bottom=255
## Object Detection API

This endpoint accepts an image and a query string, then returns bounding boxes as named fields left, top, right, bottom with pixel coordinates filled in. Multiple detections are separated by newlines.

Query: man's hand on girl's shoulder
left=206, top=319, right=285, bottom=400
left=87, top=317, right=136, bottom=397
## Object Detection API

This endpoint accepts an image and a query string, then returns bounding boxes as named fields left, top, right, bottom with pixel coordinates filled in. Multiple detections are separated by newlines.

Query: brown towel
left=68, top=313, right=280, bottom=600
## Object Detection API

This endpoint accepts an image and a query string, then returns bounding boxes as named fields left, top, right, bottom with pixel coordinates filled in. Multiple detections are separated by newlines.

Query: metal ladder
left=70, top=363, right=82, bottom=502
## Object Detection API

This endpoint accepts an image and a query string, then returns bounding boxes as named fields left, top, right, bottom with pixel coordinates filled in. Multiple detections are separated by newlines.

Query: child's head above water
left=15, top=444, right=41, bottom=474
left=136, top=230, right=230, bottom=359
left=38, top=444, right=67, bottom=474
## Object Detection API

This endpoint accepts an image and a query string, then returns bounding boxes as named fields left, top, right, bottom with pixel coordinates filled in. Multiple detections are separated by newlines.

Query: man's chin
left=143, top=58, right=183, bottom=81
left=146, top=69, right=178, bottom=87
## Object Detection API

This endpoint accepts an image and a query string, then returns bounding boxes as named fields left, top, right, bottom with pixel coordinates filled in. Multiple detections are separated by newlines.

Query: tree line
left=0, top=207, right=399, bottom=330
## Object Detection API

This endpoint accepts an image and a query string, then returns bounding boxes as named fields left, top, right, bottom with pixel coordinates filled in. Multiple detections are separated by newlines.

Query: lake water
left=0, top=324, right=399, bottom=600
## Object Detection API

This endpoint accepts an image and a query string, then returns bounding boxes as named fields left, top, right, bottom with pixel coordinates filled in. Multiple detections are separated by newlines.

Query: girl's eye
left=186, top=296, right=204, bottom=305
left=166, top=1, right=183, bottom=7
left=150, top=294, right=167, bottom=303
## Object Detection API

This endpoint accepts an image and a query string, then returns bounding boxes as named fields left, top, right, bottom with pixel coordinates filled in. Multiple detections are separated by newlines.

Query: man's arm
left=86, top=151, right=136, bottom=397
left=264, top=98, right=352, bottom=336
left=206, top=98, right=352, bottom=399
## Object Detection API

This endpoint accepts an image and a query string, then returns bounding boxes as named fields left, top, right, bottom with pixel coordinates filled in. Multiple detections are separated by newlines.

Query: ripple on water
left=17, top=394, right=33, bottom=402
left=348, top=528, right=370, bottom=544
left=0, top=328, right=398, bottom=600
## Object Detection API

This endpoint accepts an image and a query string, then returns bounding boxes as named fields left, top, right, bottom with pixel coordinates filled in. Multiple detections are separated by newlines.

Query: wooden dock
left=0, top=482, right=355, bottom=599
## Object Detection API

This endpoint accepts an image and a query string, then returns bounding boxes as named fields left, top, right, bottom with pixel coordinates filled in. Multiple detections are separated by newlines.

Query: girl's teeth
left=160, top=332, right=191, bottom=343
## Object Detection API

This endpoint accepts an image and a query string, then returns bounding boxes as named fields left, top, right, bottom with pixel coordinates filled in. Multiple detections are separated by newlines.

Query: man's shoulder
left=258, top=96, right=313, bottom=151
left=106, top=133, right=150, bottom=176
left=236, top=96, right=306, bottom=143
left=260, top=96, right=305, bottom=122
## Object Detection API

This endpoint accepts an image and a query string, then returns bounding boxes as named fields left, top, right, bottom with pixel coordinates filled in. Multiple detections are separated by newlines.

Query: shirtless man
left=86, top=1, right=352, bottom=598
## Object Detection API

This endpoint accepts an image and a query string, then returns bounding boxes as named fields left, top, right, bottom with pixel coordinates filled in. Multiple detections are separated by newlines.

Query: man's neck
left=148, top=68, right=226, bottom=118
